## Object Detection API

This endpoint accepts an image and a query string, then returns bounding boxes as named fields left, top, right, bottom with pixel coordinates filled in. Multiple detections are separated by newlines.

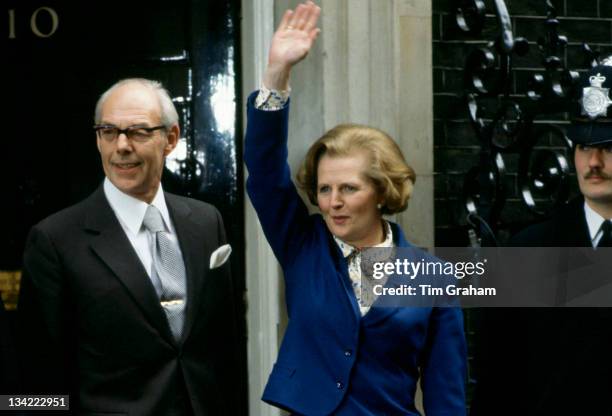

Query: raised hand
left=264, top=1, right=321, bottom=90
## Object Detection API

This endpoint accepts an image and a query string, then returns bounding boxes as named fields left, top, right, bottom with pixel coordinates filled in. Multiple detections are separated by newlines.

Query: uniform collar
left=583, top=200, right=609, bottom=244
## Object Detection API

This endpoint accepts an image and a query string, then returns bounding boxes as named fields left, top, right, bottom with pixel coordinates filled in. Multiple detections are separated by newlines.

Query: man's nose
left=588, top=148, right=604, bottom=168
left=116, top=133, right=133, bottom=152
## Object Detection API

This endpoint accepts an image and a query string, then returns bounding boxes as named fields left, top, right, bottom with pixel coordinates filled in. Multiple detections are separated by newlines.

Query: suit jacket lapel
left=556, top=197, right=592, bottom=246
left=84, top=187, right=175, bottom=344
left=359, top=222, right=413, bottom=326
left=326, top=230, right=361, bottom=326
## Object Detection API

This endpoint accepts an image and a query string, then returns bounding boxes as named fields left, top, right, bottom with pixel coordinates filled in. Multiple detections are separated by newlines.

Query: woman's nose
left=331, top=190, right=343, bottom=208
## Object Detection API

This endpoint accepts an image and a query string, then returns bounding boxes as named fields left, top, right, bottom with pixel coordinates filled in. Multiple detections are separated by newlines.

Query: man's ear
left=164, top=124, right=180, bottom=156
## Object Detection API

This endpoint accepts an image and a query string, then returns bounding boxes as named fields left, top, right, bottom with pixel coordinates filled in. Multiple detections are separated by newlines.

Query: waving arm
left=263, top=1, right=321, bottom=91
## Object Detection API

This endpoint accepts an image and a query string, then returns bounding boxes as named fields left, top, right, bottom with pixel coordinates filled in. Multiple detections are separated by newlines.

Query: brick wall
left=433, top=1, right=612, bottom=407
left=432, top=0, right=612, bottom=246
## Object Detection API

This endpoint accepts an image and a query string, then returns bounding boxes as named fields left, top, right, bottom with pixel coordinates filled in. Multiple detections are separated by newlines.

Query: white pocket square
left=210, top=244, right=232, bottom=269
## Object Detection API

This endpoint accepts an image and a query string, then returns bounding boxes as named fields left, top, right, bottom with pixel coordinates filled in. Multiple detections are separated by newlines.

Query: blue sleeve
left=420, top=307, right=467, bottom=415
left=244, top=91, right=314, bottom=268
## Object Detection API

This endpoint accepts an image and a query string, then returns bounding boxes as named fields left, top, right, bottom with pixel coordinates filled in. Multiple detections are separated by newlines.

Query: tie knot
left=601, top=220, right=612, bottom=234
left=142, top=205, right=165, bottom=233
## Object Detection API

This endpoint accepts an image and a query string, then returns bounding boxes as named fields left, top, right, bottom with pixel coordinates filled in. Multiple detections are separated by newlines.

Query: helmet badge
left=581, top=73, right=612, bottom=119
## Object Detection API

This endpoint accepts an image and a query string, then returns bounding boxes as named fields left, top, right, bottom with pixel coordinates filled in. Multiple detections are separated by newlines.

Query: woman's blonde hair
left=296, top=124, right=416, bottom=215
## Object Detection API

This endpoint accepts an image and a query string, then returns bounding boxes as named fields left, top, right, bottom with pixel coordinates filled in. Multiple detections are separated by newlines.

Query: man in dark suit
left=18, top=78, right=240, bottom=415
left=470, top=60, right=612, bottom=415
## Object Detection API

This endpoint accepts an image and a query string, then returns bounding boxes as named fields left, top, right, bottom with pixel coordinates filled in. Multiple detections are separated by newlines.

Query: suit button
left=336, top=381, right=343, bottom=389
left=344, top=350, right=352, bottom=357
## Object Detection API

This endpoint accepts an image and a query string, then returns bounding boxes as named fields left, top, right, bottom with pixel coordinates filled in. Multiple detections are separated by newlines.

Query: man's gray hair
left=94, top=78, right=179, bottom=127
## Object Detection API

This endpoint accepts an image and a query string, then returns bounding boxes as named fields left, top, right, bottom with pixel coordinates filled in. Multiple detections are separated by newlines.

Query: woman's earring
left=377, top=203, right=382, bottom=210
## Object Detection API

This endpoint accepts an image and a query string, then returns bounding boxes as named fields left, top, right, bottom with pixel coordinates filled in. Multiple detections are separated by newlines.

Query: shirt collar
left=333, top=220, right=394, bottom=258
left=103, top=178, right=173, bottom=235
left=584, top=201, right=608, bottom=243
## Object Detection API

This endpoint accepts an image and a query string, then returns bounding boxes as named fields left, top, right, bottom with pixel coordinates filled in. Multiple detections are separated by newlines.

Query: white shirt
left=103, top=178, right=184, bottom=289
left=583, top=201, right=611, bottom=248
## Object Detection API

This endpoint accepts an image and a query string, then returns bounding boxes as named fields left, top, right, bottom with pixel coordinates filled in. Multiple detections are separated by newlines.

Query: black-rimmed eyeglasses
left=93, top=125, right=166, bottom=143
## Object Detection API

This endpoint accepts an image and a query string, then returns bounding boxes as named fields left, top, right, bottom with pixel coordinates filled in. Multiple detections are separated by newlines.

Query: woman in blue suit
left=245, top=2, right=466, bottom=415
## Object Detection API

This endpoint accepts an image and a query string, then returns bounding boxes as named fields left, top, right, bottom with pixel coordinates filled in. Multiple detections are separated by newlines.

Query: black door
left=1, top=0, right=246, bottom=410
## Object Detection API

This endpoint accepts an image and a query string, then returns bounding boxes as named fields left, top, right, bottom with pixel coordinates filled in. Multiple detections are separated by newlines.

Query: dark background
left=0, top=0, right=246, bottom=409
left=433, top=0, right=612, bottom=410
left=432, top=0, right=612, bottom=246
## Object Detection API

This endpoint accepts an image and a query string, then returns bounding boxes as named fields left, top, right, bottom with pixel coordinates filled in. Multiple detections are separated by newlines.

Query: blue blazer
left=245, top=92, right=466, bottom=416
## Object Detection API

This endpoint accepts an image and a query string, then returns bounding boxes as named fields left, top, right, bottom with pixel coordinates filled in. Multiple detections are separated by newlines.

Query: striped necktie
left=142, top=205, right=187, bottom=341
